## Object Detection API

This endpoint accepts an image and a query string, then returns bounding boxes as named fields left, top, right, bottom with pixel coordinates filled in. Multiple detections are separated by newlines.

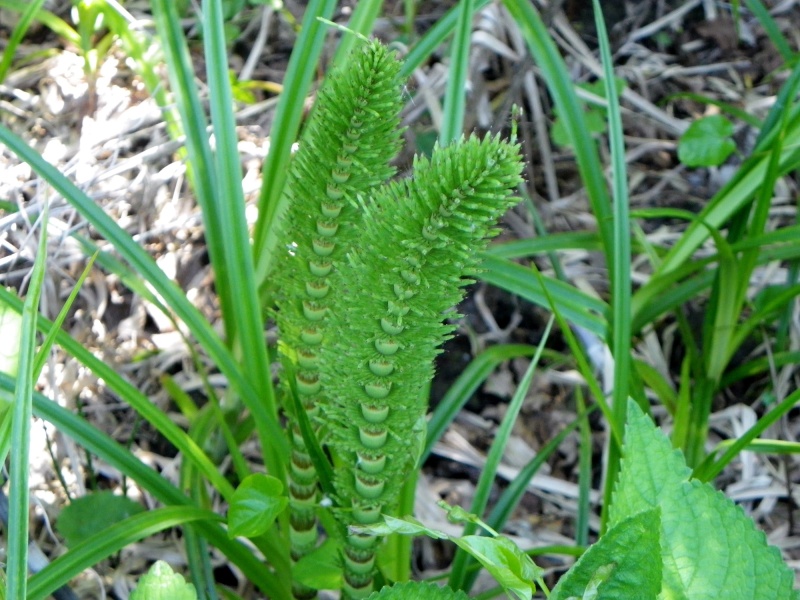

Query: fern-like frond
left=321, top=134, right=524, bottom=597
left=272, top=39, right=405, bottom=600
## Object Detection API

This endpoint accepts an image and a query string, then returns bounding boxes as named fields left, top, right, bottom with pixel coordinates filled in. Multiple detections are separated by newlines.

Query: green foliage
left=367, top=582, right=469, bottom=600
left=549, top=509, right=661, bottom=600
left=611, top=400, right=796, bottom=599
left=2, top=1, right=799, bottom=599
left=356, top=512, right=544, bottom=600
left=130, top=560, right=198, bottom=600
left=293, top=540, right=344, bottom=590
left=321, top=135, right=523, bottom=513
left=227, top=474, right=288, bottom=538
left=363, top=400, right=797, bottom=600
left=678, top=114, right=737, bottom=167
left=57, top=492, right=145, bottom=547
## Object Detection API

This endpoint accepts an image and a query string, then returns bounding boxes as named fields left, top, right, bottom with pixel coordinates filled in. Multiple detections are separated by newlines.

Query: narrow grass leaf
left=7, top=377, right=288, bottom=598
left=439, top=0, right=473, bottom=145
left=28, top=507, right=218, bottom=600
left=695, top=386, right=800, bottom=482
left=448, top=317, right=553, bottom=592
left=424, top=344, right=539, bottom=462
left=32, top=252, right=97, bottom=379
left=148, top=0, right=233, bottom=338
left=400, top=0, right=492, bottom=78
left=485, top=232, right=604, bottom=259
left=0, top=126, right=290, bottom=476
left=0, top=1, right=80, bottom=47
left=502, top=0, right=614, bottom=260
left=0, top=287, right=237, bottom=501
left=486, top=407, right=594, bottom=533
left=593, top=0, right=632, bottom=526
left=480, top=254, right=608, bottom=339
left=744, top=0, right=795, bottom=63
left=331, top=0, right=385, bottom=66
left=7, top=207, right=47, bottom=600
left=0, top=0, right=47, bottom=84
left=202, top=0, right=282, bottom=478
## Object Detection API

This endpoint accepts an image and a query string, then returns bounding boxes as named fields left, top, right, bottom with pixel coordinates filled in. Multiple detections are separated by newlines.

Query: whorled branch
left=273, top=39, right=404, bottom=600
left=321, top=134, right=524, bottom=599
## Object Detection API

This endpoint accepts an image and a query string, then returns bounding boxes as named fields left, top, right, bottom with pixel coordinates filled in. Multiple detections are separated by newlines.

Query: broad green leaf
left=550, top=509, right=661, bottom=600
left=293, top=539, right=343, bottom=590
left=130, top=560, right=197, bottom=600
left=610, top=400, right=796, bottom=599
left=227, top=474, right=288, bottom=538
left=451, top=536, right=542, bottom=600
left=677, top=115, right=736, bottom=167
left=56, top=491, right=144, bottom=547
left=366, top=581, right=469, bottom=600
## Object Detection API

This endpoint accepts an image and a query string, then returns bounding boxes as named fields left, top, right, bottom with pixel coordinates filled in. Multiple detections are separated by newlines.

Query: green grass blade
left=485, top=407, right=593, bottom=532
left=0, top=287, right=237, bottom=501
left=480, top=253, right=609, bottom=338
left=400, top=0, right=492, bottom=79
left=148, top=0, right=236, bottom=340
left=711, top=439, right=800, bottom=455
left=654, top=85, right=800, bottom=277
left=32, top=252, right=97, bottom=379
left=0, top=126, right=289, bottom=475
left=485, top=232, right=604, bottom=259
left=6, top=376, right=288, bottom=598
left=331, top=0, right=385, bottom=66
left=0, top=1, right=80, bottom=47
left=181, top=444, right=223, bottom=600
left=252, top=0, right=338, bottom=289
left=0, top=0, right=47, bottom=84
left=28, top=507, right=219, bottom=600
left=502, top=0, right=614, bottom=261
left=533, top=263, right=620, bottom=446
left=575, top=386, right=592, bottom=547
left=424, top=344, right=540, bottom=463
left=448, top=317, right=553, bottom=592
left=721, top=350, right=800, bottom=388
left=593, top=0, right=631, bottom=525
left=7, top=209, right=47, bottom=600
left=694, top=387, right=800, bottom=482
left=753, top=60, right=800, bottom=150
left=439, top=0, right=473, bottom=145
left=202, top=0, right=281, bottom=476
left=744, top=0, right=795, bottom=63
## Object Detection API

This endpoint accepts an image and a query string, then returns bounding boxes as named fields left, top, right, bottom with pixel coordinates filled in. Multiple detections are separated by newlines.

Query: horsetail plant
left=273, top=39, right=404, bottom=599
left=319, top=134, right=524, bottom=598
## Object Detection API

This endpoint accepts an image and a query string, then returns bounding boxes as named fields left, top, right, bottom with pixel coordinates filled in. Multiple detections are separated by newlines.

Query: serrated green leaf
left=130, top=560, right=197, bottom=600
left=610, top=400, right=796, bottom=599
left=57, top=492, right=144, bottom=547
left=677, top=114, right=736, bottom=167
left=550, top=509, right=661, bottom=600
left=293, top=539, right=343, bottom=590
left=450, top=536, right=541, bottom=600
left=366, top=581, right=469, bottom=600
left=227, top=474, right=288, bottom=538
